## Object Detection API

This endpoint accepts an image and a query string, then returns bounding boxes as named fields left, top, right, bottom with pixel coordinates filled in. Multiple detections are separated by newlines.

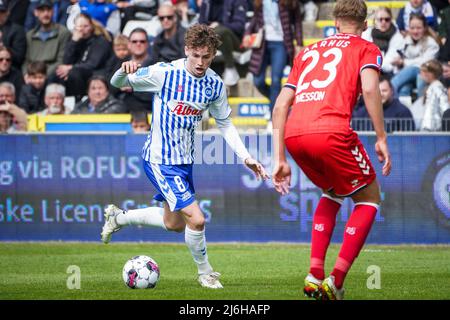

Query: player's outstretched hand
left=244, top=158, right=269, bottom=181
left=272, top=161, right=291, bottom=195
left=121, top=61, right=142, bottom=74
left=375, top=138, right=391, bottom=176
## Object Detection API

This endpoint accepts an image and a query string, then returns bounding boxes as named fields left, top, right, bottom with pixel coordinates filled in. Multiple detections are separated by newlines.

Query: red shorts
left=285, top=132, right=376, bottom=196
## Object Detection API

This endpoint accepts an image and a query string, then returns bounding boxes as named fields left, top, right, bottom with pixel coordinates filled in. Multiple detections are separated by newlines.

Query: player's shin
left=310, top=194, right=342, bottom=280
left=185, top=226, right=213, bottom=275
left=331, top=202, right=379, bottom=289
left=115, top=207, right=167, bottom=230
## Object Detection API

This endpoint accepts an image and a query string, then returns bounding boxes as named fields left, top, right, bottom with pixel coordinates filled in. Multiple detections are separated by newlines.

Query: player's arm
left=361, top=68, right=392, bottom=176
left=215, top=117, right=269, bottom=180
left=110, top=61, right=163, bottom=92
left=110, top=61, right=141, bottom=88
left=271, top=87, right=295, bottom=195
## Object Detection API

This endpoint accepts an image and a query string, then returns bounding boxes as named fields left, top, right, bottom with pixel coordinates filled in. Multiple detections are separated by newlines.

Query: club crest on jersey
left=204, top=87, right=213, bottom=98
left=171, top=102, right=203, bottom=116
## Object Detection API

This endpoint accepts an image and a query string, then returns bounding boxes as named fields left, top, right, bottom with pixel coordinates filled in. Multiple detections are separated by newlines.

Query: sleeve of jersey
left=359, top=43, right=383, bottom=74
left=208, top=83, right=232, bottom=120
left=284, top=55, right=301, bottom=91
left=110, top=65, right=165, bottom=92
left=215, top=117, right=251, bottom=162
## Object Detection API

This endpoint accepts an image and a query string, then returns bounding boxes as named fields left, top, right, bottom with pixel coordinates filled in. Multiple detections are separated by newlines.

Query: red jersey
left=284, top=33, right=382, bottom=138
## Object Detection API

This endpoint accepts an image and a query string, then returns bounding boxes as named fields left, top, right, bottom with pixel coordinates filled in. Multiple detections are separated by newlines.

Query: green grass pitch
left=0, top=242, right=449, bottom=300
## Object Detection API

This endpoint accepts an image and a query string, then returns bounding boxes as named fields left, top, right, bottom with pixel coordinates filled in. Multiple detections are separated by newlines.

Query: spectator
left=353, top=76, right=415, bottom=132
left=36, top=83, right=69, bottom=115
left=130, top=110, right=150, bottom=132
left=199, top=0, right=248, bottom=86
left=79, top=0, right=118, bottom=26
left=6, top=0, right=31, bottom=26
left=79, top=0, right=121, bottom=35
left=384, top=13, right=439, bottom=97
left=173, top=0, right=199, bottom=28
left=0, top=1, right=27, bottom=69
left=117, top=0, right=159, bottom=32
left=52, top=13, right=112, bottom=98
left=396, top=0, right=439, bottom=35
left=149, top=2, right=186, bottom=65
left=362, top=7, right=400, bottom=57
left=118, top=27, right=153, bottom=113
left=0, top=81, right=27, bottom=133
left=438, top=1, right=450, bottom=90
left=25, top=0, right=72, bottom=76
left=419, top=59, right=449, bottom=131
left=242, top=0, right=302, bottom=128
left=105, top=34, right=130, bottom=81
left=72, top=75, right=126, bottom=113
left=302, top=1, right=319, bottom=22
left=442, top=107, right=450, bottom=131
left=25, top=0, right=72, bottom=31
left=19, top=61, right=47, bottom=114
left=0, top=46, right=24, bottom=97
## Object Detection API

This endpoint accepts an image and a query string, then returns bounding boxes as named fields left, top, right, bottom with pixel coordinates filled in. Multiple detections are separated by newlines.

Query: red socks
left=331, top=203, right=378, bottom=289
left=309, top=195, right=342, bottom=280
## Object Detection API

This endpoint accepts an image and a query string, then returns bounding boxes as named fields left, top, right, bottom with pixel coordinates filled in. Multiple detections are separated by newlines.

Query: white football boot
left=303, top=273, right=323, bottom=299
left=101, top=204, right=123, bottom=244
left=198, top=271, right=223, bottom=289
left=321, top=276, right=345, bottom=300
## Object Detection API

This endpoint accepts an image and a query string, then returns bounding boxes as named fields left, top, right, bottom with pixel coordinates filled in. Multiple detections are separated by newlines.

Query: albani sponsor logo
left=171, top=102, right=203, bottom=116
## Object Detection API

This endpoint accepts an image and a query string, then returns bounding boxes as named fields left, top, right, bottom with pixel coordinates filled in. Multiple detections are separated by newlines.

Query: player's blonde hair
left=333, top=0, right=367, bottom=25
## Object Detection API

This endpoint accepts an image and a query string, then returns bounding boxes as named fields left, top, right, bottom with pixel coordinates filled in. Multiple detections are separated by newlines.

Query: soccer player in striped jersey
left=272, top=0, right=392, bottom=299
left=102, top=24, right=269, bottom=289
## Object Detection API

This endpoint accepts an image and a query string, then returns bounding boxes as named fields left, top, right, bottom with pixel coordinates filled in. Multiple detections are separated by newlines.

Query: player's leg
left=101, top=159, right=183, bottom=243
left=309, top=191, right=343, bottom=275
left=302, top=189, right=343, bottom=299
left=285, top=135, right=343, bottom=298
left=100, top=203, right=171, bottom=243
left=326, top=180, right=380, bottom=299
left=315, top=132, right=378, bottom=300
left=178, top=201, right=222, bottom=289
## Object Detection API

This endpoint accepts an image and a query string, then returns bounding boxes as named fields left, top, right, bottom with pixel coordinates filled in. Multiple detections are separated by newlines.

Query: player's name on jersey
left=304, top=38, right=351, bottom=53
left=296, top=91, right=326, bottom=103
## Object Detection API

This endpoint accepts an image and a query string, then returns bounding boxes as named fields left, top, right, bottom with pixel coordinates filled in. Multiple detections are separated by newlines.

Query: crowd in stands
left=0, top=0, right=449, bottom=134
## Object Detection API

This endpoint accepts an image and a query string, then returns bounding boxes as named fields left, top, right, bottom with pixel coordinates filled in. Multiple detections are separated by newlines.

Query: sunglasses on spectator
left=159, top=15, right=174, bottom=21
left=131, top=40, right=147, bottom=44
left=0, top=57, right=11, bottom=62
left=377, top=17, right=391, bottom=22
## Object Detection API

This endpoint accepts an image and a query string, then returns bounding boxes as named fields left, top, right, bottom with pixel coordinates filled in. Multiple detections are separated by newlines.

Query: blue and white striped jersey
left=125, top=58, right=231, bottom=165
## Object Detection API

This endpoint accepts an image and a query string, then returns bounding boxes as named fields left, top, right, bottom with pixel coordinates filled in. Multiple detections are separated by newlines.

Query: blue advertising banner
left=0, top=133, right=449, bottom=244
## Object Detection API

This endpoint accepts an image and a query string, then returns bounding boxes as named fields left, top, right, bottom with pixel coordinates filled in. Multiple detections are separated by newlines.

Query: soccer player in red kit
left=271, top=0, right=392, bottom=300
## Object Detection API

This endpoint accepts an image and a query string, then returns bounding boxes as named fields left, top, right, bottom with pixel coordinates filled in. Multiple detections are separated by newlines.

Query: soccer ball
left=122, top=255, right=160, bottom=289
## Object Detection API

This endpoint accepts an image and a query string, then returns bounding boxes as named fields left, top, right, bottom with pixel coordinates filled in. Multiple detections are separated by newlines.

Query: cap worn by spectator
left=36, top=0, right=53, bottom=10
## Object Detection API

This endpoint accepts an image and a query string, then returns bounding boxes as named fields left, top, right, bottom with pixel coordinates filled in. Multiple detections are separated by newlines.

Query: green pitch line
left=0, top=243, right=449, bottom=300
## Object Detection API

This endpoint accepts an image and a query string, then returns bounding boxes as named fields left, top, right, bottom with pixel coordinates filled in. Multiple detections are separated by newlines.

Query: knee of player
left=165, top=221, right=186, bottom=233
left=190, top=217, right=205, bottom=231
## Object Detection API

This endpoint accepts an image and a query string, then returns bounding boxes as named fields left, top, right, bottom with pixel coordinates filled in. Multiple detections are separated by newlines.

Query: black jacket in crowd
left=0, top=66, right=24, bottom=97
left=18, top=83, right=46, bottom=114
left=71, top=94, right=127, bottom=114
left=149, top=26, right=186, bottom=65
left=0, top=19, right=26, bottom=69
left=63, top=35, right=112, bottom=72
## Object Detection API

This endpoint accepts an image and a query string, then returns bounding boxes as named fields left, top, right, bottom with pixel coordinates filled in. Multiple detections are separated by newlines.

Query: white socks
left=185, top=226, right=213, bottom=275
left=116, top=207, right=167, bottom=230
